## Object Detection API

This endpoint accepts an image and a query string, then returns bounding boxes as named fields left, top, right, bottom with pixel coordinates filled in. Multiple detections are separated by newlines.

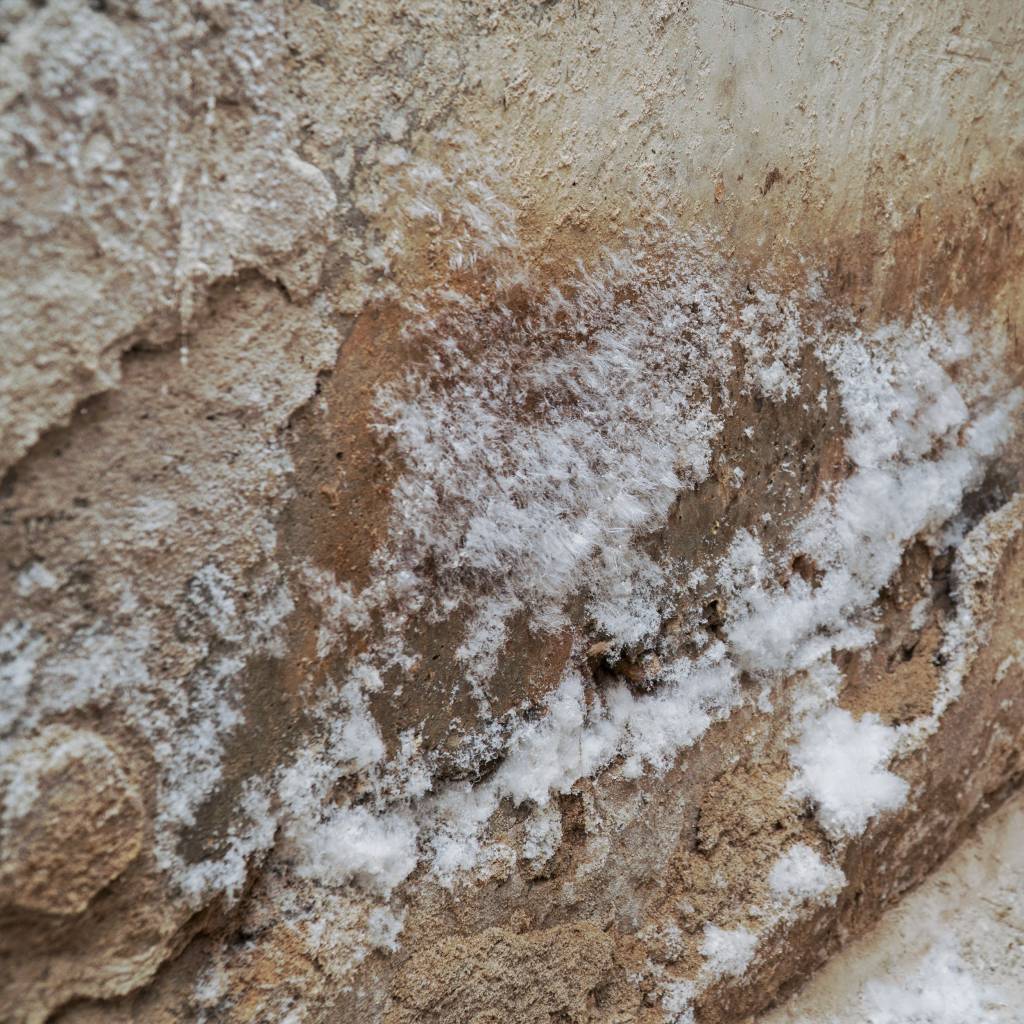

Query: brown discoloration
left=760, top=167, right=783, bottom=197
left=281, top=302, right=410, bottom=599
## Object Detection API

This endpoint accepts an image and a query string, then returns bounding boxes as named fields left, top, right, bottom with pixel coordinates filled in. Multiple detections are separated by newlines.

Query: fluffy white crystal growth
left=522, top=805, right=562, bottom=865
left=294, top=806, right=418, bottom=895
left=375, top=240, right=733, bottom=666
left=700, top=924, right=758, bottom=979
left=787, top=708, right=909, bottom=838
left=661, top=980, right=696, bottom=1024
left=769, top=843, right=846, bottom=906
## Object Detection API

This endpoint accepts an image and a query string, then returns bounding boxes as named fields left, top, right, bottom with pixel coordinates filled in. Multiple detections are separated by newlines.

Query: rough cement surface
left=1, top=1, right=1023, bottom=1022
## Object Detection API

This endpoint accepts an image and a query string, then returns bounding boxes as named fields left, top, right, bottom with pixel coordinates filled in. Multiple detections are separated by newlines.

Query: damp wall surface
left=1, top=2, right=1023, bottom=1022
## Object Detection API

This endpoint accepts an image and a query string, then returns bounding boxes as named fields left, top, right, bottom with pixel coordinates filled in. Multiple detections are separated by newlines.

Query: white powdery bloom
left=661, top=979, right=696, bottom=1023
left=14, top=560, right=59, bottom=596
left=700, top=924, right=758, bottom=979
left=293, top=806, right=418, bottom=895
left=277, top=225, right=1018, bottom=898
left=522, top=804, right=562, bottom=865
left=374, top=239, right=734, bottom=663
left=366, top=905, right=406, bottom=952
left=768, top=843, right=846, bottom=906
left=787, top=708, right=909, bottom=839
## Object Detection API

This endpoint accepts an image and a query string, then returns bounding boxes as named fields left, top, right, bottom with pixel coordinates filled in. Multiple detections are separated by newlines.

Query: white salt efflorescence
left=277, top=231, right=1018, bottom=902
left=786, top=709, right=909, bottom=839
left=700, top=924, right=759, bottom=979
left=7, top=148, right=1017, bottom=970
left=768, top=843, right=846, bottom=907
